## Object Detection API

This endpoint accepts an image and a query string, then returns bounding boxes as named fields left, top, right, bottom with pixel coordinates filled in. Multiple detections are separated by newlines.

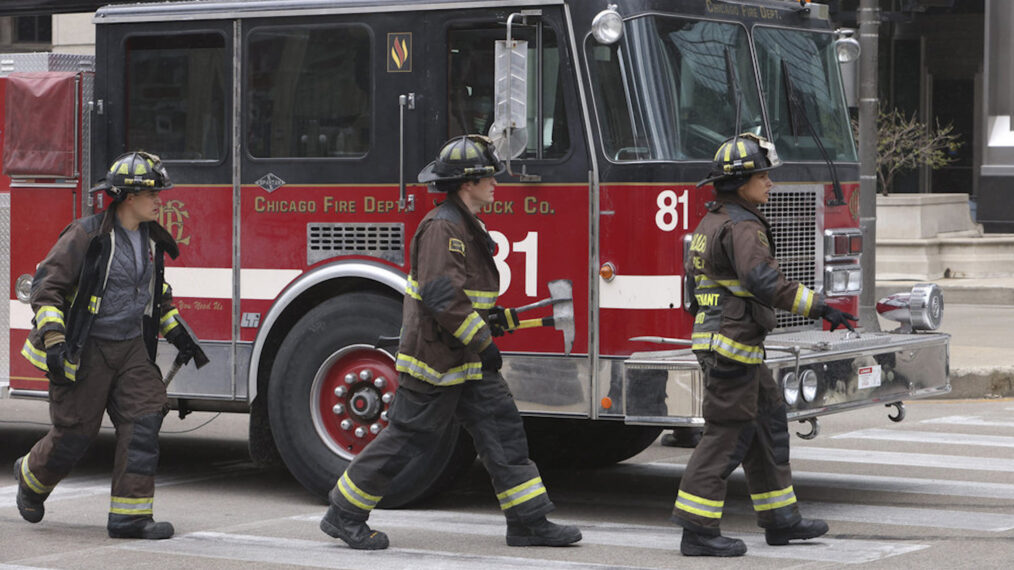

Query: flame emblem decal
left=387, top=33, right=412, bottom=72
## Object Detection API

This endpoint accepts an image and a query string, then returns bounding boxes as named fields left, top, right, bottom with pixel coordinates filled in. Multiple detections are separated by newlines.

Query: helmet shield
left=90, top=151, right=173, bottom=202
left=418, top=135, right=506, bottom=186
left=697, top=133, right=781, bottom=189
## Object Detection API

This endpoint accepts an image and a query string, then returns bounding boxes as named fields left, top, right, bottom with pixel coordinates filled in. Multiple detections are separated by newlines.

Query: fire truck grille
left=759, top=188, right=820, bottom=330
left=307, top=223, right=405, bottom=265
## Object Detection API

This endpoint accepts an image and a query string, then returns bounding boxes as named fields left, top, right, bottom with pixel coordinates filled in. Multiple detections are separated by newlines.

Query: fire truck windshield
left=586, top=15, right=857, bottom=164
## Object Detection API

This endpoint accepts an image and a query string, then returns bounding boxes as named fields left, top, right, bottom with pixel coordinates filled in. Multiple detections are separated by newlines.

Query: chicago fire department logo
left=159, top=199, right=191, bottom=246
left=388, top=33, right=412, bottom=72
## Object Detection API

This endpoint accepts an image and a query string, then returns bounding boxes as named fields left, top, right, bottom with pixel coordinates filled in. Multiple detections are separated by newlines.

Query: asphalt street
left=2, top=396, right=1013, bottom=568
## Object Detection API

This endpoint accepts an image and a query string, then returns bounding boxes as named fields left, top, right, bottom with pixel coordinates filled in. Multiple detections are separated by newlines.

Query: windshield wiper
left=781, top=60, right=846, bottom=206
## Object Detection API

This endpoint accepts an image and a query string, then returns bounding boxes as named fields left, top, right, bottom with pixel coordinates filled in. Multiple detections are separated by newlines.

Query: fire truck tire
left=267, top=292, right=476, bottom=507
left=522, top=417, right=662, bottom=468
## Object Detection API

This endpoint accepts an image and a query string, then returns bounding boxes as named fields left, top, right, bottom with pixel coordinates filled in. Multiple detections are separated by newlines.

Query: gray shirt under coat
left=91, top=220, right=153, bottom=341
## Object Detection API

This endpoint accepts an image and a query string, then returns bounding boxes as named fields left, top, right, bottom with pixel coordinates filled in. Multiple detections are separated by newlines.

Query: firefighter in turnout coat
left=320, top=135, right=581, bottom=550
left=14, top=152, right=201, bottom=540
left=673, top=134, right=856, bottom=557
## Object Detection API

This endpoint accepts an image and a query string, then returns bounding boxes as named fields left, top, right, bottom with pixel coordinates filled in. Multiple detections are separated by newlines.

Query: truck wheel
left=267, top=292, right=475, bottom=507
left=523, top=417, right=662, bottom=468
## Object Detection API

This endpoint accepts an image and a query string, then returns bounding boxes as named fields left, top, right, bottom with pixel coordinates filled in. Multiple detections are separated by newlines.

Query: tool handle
left=515, top=317, right=555, bottom=330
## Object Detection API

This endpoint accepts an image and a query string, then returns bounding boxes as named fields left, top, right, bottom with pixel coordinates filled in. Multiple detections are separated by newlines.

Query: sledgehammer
left=499, top=279, right=574, bottom=355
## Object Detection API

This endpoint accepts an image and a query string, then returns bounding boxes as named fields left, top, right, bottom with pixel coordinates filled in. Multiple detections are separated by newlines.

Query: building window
left=14, top=15, right=51, bottom=44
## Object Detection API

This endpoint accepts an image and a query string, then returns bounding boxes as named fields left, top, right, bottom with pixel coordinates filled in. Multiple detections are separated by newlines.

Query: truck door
left=428, top=6, right=593, bottom=414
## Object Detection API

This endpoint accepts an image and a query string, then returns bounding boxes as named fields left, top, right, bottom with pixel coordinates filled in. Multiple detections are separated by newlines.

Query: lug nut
left=380, top=411, right=388, bottom=422
left=334, top=386, right=347, bottom=397
left=332, top=404, right=345, bottom=415
left=359, top=369, right=373, bottom=381
left=344, top=373, right=355, bottom=384
left=381, top=393, right=394, bottom=404
left=373, top=377, right=386, bottom=389
left=369, top=423, right=382, bottom=434
left=340, top=419, right=352, bottom=431
left=354, top=427, right=366, bottom=438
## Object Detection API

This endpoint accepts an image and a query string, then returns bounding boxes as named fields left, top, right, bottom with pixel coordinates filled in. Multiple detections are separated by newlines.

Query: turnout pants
left=331, top=371, right=553, bottom=523
left=672, top=353, right=801, bottom=534
left=19, top=337, right=168, bottom=532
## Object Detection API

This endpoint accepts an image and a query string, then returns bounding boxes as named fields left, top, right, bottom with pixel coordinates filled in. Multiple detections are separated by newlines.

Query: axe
left=163, top=317, right=210, bottom=387
left=498, top=279, right=575, bottom=355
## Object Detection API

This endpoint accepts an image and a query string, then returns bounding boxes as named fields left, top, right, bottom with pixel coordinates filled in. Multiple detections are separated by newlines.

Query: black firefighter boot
left=680, top=528, right=747, bottom=557
left=13, top=456, right=49, bottom=524
left=506, top=516, right=582, bottom=546
left=765, top=518, right=829, bottom=546
left=320, top=505, right=389, bottom=550
left=108, top=516, right=175, bottom=540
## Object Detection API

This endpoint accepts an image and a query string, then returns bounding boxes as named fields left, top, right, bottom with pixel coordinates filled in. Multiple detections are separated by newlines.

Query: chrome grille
left=759, top=188, right=820, bottom=329
left=307, top=223, right=404, bottom=265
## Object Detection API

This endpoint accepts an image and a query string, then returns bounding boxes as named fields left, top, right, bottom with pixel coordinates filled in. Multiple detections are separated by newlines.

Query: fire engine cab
left=1, top=0, right=950, bottom=505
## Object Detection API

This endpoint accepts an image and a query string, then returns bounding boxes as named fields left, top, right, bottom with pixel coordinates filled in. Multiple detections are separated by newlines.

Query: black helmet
left=418, top=135, right=505, bottom=186
left=697, top=133, right=781, bottom=190
left=90, top=151, right=173, bottom=202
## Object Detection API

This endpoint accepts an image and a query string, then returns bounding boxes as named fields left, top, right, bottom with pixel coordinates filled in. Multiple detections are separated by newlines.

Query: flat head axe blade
left=548, top=279, right=574, bottom=355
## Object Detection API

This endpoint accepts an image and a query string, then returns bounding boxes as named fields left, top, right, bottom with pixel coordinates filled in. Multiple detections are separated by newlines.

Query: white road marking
left=121, top=531, right=648, bottom=570
left=920, top=415, right=1014, bottom=428
left=832, top=428, right=1014, bottom=448
left=796, top=502, right=1014, bottom=532
left=791, top=446, right=1014, bottom=472
left=291, top=511, right=925, bottom=565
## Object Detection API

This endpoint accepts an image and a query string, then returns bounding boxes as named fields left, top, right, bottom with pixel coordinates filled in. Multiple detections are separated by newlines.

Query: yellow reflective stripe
left=464, top=288, right=498, bottom=310
left=110, top=496, right=154, bottom=515
left=20, top=453, right=55, bottom=494
left=88, top=296, right=101, bottom=314
left=791, top=284, right=815, bottom=316
left=691, top=332, right=764, bottom=365
left=405, top=276, right=422, bottom=301
left=337, top=472, right=381, bottom=511
left=395, top=353, right=482, bottom=386
left=21, top=339, right=46, bottom=370
left=453, top=311, right=485, bottom=345
left=496, top=477, right=547, bottom=510
left=35, top=305, right=65, bottom=328
left=694, top=275, right=753, bottom=297
left=162, top=282, right=169, bottom=293
left=674, top=490, right=724, bottom=519
left=751, top=486, right=797, bottom=512
left=63, top=358, right=78, bottom=382
left=160, top=308, right=181, bottom=335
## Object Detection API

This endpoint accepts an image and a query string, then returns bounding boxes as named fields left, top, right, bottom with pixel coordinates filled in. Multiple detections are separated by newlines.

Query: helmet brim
left=417, top=160, right=505, bottom=184
left=696, top=162, right=780, bottom=188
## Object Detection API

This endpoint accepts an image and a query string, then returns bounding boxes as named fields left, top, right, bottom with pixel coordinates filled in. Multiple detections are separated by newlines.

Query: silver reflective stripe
left=464, top=288, right=497, bottom=309
left=751, top=486, right=797, bottom=512
left=110, top=496, right=153, bottom=515
left=674, top=490, right=723, bottom=519
left=452, top=311, right=484, bottom=345
left=395, top=353, right=482, bottom=386
left=337, top=472, right=381, bottom=512
left=496, top=477, right=546, bottom=510
left=405, top=276, right=422, bottom=300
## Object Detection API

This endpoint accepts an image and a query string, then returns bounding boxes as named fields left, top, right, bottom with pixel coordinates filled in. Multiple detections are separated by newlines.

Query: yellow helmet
left=698, top=133, right=781, bottom=189
left=90, top=151, right=173, bottom=202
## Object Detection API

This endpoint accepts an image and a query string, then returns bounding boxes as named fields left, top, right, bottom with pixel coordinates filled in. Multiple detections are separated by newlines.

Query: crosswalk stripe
left=292, top=511, right=927, bottom=564
left=791, top=446, right=1014, bottom=472
left=833, top=428, right=1014, bottom=448
left=921, top=415, right=1014, bottom=428
left=121, top=531, right=648, bottom=570
left=790, top=502, right=1014, bottom=532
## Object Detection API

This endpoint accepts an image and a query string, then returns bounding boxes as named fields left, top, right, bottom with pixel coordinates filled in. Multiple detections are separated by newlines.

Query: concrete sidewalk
left=875, top=279, right=1014, bottom=399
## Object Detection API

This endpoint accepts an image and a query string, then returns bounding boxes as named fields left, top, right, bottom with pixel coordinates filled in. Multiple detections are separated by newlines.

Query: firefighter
left=14, top=151, right=201, bottom=540
left=673, top=133, right=856, bottom=556
left=319, top=135, right=582, bottom=550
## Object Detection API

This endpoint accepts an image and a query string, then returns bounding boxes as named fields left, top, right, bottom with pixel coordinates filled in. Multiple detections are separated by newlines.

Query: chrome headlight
left=800, top=369, right=819, bottom=402
left=782, top=370, right=800, bottom=406
left=591, top=5, right=623, bottom=45
left=16, top=273, right=33, bottom=303
left=834, top=29, right=861, bottom=63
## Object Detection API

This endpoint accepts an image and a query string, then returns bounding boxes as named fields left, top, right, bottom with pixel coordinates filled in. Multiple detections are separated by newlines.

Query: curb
left=936, top=367, right=1014, bottom=400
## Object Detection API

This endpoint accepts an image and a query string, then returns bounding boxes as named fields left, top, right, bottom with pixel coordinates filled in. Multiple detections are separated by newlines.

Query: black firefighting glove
left=165, top=326, right=198, bottom=365
left=479, top=342, right=502, bottom=372
left=46, top=343, right=71, bottom=386
left=821, top=305, right=858, bottom=332
left=487, top=305, right=519, bottom=337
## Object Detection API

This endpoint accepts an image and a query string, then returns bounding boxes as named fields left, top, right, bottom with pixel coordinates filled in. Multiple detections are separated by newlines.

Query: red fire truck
left=2, top=0, right=950, bottom=506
